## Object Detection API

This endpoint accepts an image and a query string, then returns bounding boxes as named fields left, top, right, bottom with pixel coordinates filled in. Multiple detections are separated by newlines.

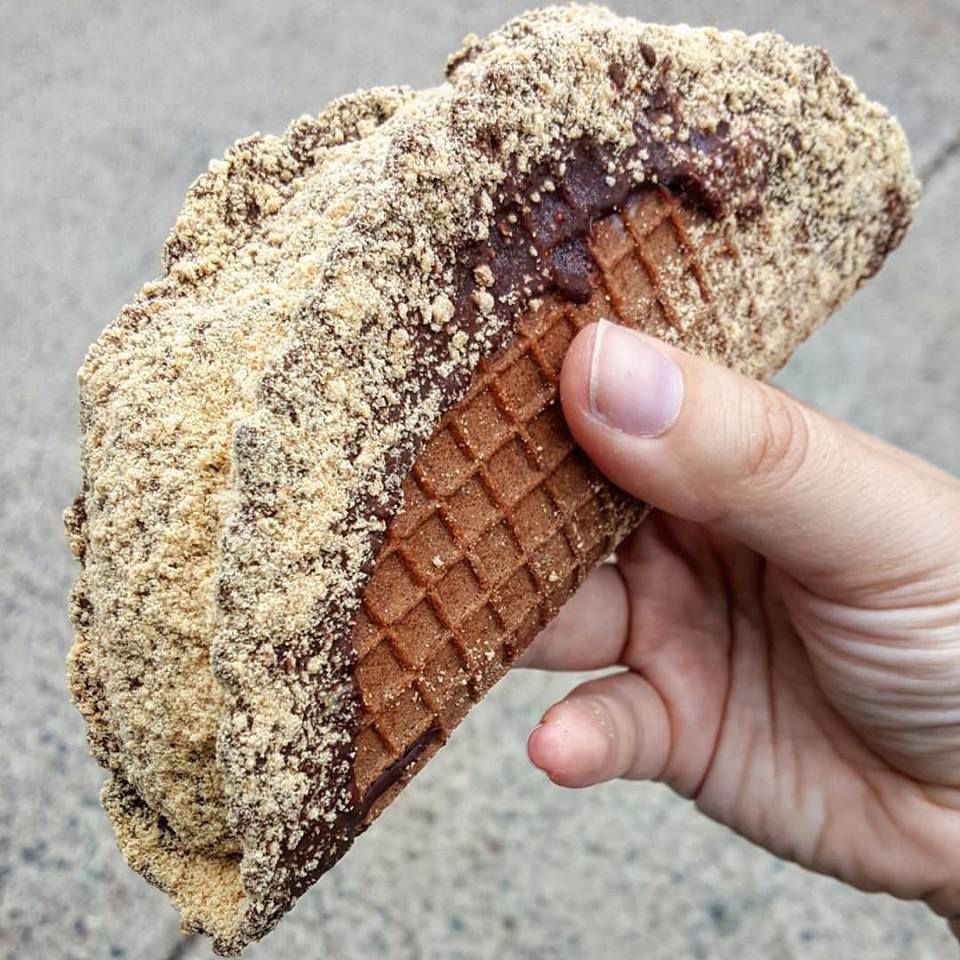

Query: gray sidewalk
left=2, top=2, right=958, bottom=958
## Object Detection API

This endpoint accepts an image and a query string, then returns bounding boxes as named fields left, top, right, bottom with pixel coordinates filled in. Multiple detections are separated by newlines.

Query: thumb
left=559, top=320, right=958, bottom=596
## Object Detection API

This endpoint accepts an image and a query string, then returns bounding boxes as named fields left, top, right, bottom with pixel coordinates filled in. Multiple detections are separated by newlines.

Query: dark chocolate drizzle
left=353, top=725, right=443, bottom=822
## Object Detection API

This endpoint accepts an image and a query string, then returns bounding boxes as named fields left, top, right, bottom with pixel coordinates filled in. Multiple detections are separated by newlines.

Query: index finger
left=516, top=562, right=629, bottom=671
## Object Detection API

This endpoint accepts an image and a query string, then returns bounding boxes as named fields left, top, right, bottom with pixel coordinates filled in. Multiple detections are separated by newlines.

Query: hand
left=521, top=320, right=960, bottom=932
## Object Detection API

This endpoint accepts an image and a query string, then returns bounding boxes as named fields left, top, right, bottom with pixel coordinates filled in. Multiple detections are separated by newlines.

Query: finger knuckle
left=739, top=385, right=811, bottom=493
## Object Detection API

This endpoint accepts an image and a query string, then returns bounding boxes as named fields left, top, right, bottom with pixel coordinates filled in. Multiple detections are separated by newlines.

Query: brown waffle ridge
left=350, top=185, right=740, bottom=820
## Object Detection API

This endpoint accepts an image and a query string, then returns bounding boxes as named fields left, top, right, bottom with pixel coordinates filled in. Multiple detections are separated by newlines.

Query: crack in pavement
left=920, top=127, right=960, bottom=185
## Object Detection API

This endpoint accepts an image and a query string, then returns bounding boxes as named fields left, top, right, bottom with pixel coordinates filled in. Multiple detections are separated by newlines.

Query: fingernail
left=588, top=319, right=683, bottom=437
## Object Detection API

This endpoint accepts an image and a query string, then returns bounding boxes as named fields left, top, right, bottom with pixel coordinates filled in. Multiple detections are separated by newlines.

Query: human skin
left=520, top=320, right=960, bottom=935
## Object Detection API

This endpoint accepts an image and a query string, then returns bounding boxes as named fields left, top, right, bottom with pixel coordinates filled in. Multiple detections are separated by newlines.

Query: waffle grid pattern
left=350, top=188, right=742, bottom=816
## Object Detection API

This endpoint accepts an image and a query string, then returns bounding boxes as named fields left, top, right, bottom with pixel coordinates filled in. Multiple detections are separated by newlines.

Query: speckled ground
left=2, top=2, right=959, bottom=959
